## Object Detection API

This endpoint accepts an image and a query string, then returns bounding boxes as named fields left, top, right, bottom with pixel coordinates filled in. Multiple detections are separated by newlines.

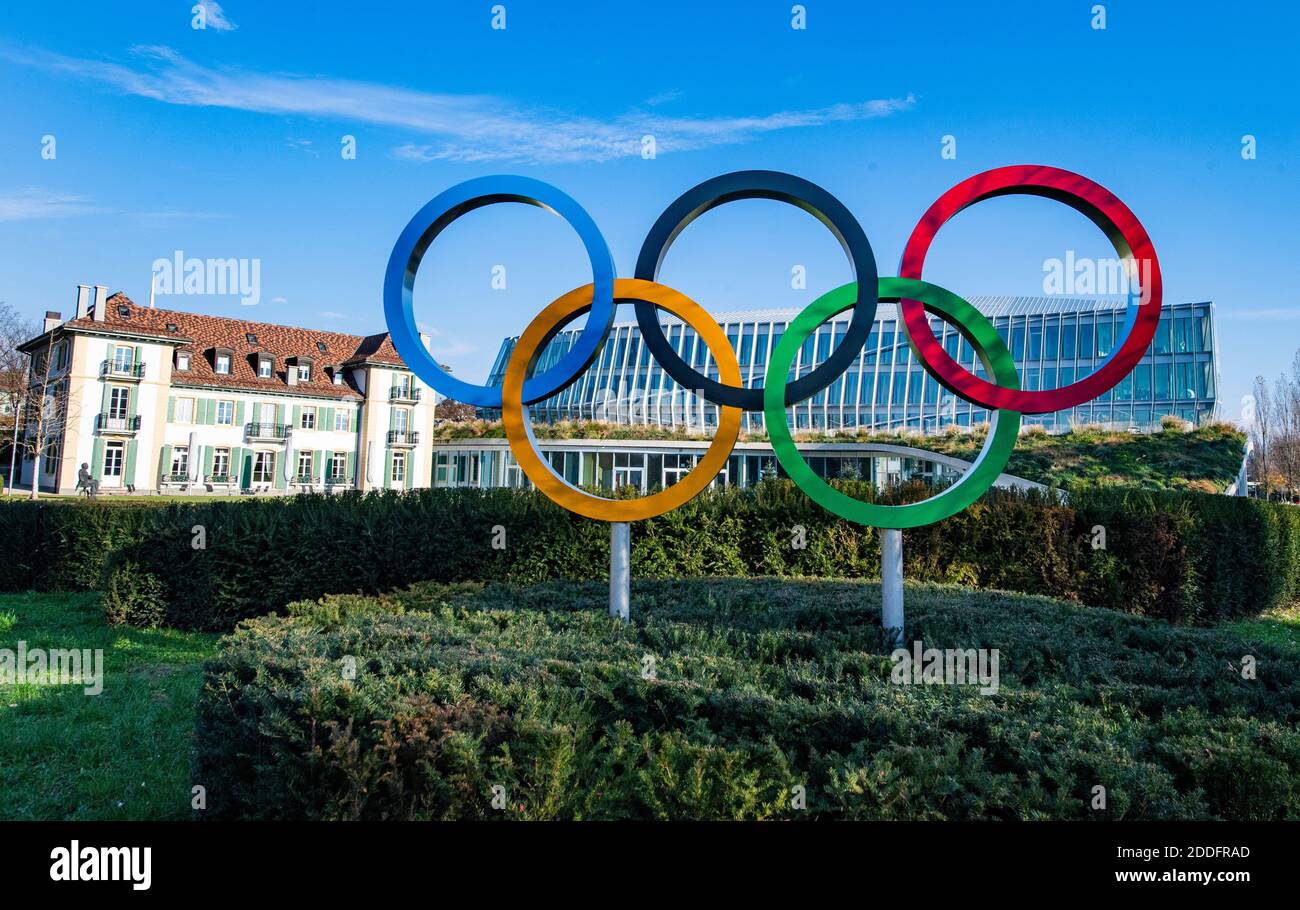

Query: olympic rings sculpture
left=384, top=167, right=1160, bottom=530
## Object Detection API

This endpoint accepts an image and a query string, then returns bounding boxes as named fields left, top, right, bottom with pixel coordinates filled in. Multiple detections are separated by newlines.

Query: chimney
left=75, top=284, right=91, bottom=319
left=43, top=311, right=61, bottom=333
left=92, top=284, right=108, bottom=322
left=286, top=359, right=297, bottom=386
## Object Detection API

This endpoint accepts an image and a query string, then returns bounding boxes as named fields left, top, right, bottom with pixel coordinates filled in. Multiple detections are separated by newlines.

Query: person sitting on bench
left=76, top=463, right=99, bottom=499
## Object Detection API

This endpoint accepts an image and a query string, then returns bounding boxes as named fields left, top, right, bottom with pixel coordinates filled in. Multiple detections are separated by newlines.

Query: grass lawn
left=1225, top=603, right=1300, bottom=655
left=0, top=591, right=216, bottom=821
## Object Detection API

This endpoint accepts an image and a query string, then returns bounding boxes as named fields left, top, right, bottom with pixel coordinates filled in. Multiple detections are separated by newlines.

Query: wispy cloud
left=16, top=45, right=915, bottom=164
left=0, top=188, right=109, bottom=221
left=195, top=1, right=237, bottom=32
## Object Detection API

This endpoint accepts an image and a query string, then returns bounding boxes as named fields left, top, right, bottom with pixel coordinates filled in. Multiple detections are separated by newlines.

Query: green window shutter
left=195, top=399, right=207, bottom=424
left=91, top=438, right=105, bottom=481
left=167, top=396, right=176, bottom=422
left=127, top=386, right=138, bottom=419
left=159, top=444, right=172, bottom=482
left=230, top=447, right=242, bottom=482
left=235, top=400, right=246, bottom=426
left=322, top=406, right=334, bottom=430
left=99, top=382, right=112, bottom=415
left=347, top=451, right=357, bottom=483
left=276, top=403, right=286, bottom=427
left=134, top=346, right=144, bottom=374
left=202, top=446, right=214, bottom=479
left=124, top=440, right=138, bottom=485
left=273, top=453, right=287, bottom=490
left=384, top=449, right=393, bottom=489
left=242, top=451, right=253, bottom=489
left=291, top=404, right=301, bottom=428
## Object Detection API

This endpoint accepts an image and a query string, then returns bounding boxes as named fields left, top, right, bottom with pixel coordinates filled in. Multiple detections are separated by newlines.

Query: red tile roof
left=63, top=294, right=410, bottom=399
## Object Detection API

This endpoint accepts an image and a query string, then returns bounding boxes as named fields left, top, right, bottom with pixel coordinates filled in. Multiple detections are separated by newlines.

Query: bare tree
left=1278, top=353, right=1300, bottom=499
left=1249, top=374, right=1275, bottom=499
left=13, top=334, right=77, bottom=500
left=0, top=302, right=36, bottom=492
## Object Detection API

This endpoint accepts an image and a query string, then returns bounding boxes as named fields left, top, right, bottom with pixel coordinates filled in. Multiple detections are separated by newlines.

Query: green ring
left=763, top=277, right=1022, bottom=529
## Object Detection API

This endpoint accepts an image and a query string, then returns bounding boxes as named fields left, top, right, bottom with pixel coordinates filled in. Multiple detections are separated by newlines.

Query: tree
left=0, top=301, right=36, bottom=492
left=13, top=332, right=78, bottom=500
left=1249, top=374, right=1274, bottom=498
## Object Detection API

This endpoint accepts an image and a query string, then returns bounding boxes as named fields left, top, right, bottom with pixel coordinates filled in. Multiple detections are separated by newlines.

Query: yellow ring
left=502, top=278, right=742, bottom=522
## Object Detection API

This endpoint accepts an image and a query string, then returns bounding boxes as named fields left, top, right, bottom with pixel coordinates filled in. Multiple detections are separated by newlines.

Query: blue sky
left=0, top=0, right=1296, bottom=419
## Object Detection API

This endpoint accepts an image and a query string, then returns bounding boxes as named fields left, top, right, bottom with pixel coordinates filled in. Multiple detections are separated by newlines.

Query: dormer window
left=166, top=323, right=179, bottom=333
left=177, top=352, right=191, bottom=371
left=258, top=357, right=273, bottom=379
left=332, top=368, right=343, bottom=386
left=246, top=333, right=259, bottom=345
left=215, top=352, right=232, bottom=375
left=317, top=342, right=328, bottom=354
left=297, top=362, right=312, bottom=382
left=117, top=305, right=131, bottom=318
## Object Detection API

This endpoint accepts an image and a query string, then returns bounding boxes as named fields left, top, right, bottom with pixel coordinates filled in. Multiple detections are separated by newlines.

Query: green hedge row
left=194, top=579, right=1300, bottom=820
left=1, top=483, right=1297, bottom=630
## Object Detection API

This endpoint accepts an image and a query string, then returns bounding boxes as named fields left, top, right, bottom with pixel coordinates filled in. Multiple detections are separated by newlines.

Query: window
left=317, top=342, right=328, bottom=354
left=329, top=452, right=348, bottom=480
left=334, top=409, right=350, bottom=432
left=174, top=397, right=195, bottom=424
left=55, top=341, right=69, bottom=370
left=212, top=448, right=230, bottom=479
left=332, top=369, right=343, bottom=386
left=258, top=358, right=273, bottom=379
left=43, top=440, right=58, bottom=475
left=391, top=451, right=406, bottom=483
left=216, top=400, right=234, bottom=425
left=215, top=352, right=231, bottom=374
left=171, top=446, right=189, bottom=477
left=300, top=407, right=316, bottom=429
left=296, top=450, right=314, bottom=480
left=393, top=408, right=410, bottom=433
left=297, top=363, right=312, bottom=382
left=109, top=387, right=130, bottom=420
left=113, top=345, right=134, bottom=372
left=252, top=452, right=276, bottom=483
left=103, top=442, right=123, bottom=478
left=246, top=333, right=258, bottom=345
left=177, top=352, right=191, bottom=371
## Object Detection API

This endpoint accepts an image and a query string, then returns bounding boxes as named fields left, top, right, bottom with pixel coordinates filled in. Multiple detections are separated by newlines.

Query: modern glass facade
left=483, top=297, right=1218, bottom=434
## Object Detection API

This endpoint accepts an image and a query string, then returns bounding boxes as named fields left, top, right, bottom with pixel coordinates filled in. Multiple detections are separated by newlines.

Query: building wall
left=483, top=299, right=1219, bottom=434
left=19, top=327, right=433, bottom=495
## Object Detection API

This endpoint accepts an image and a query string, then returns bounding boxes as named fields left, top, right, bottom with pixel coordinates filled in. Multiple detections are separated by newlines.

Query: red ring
left=898, top=165, right=1162, bottom=414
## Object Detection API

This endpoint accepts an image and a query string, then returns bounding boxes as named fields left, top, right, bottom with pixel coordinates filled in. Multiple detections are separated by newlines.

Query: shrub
left=193, top=578, right=1300, bottom=820
left=3, top=484, right=1297, bottom=631
left=102, top=559, right=167, bottom=628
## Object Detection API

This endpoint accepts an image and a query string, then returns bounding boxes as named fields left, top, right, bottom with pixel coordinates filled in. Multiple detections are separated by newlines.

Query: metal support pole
left=881, top=528, right=904, bottom=647
left=610, top=521, right=630, bottom=622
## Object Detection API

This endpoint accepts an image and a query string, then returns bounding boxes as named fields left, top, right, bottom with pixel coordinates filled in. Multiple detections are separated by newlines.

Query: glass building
left=481, top=297, right=1218, bottom=434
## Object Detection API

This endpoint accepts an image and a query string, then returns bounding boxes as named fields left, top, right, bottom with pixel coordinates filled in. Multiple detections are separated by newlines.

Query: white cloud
left=195, top=2, right=237, bottom=32
left=17, top=45, right=916, bottom=165
left=0, top=189, right=108, bottom=221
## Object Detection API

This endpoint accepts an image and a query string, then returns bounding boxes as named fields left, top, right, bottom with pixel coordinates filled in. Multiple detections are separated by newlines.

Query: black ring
left=633, top=170, right=879, bottom=411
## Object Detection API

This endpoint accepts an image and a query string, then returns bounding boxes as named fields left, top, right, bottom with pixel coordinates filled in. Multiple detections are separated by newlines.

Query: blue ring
left=383, top=175, right=616, bottom=408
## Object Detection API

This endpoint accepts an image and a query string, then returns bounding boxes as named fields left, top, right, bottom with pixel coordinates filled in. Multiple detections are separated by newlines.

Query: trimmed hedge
left=193, top=578, right=1300, bottom=820
left=2, top=483, right=1297, bottom=630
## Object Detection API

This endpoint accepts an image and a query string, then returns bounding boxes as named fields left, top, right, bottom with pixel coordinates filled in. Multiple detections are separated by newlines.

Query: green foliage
left=433, top=420, right=1248, bottom=492
left=103, top=560, right=167, bottom=628
left=194, top=578, right=1300, bottom=820
left=2, top=483, right=1296, bottom=630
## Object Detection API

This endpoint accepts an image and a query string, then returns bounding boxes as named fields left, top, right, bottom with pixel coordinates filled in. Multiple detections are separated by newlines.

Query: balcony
left=101, top=360, right=145, bottom=381
left=389, top=386, right=422, bottom=403
left=387, top=430, right=419, bottom=447
left=95, top=414, right=141, bottom=435
left=244, top=422, right=290, bottom=441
